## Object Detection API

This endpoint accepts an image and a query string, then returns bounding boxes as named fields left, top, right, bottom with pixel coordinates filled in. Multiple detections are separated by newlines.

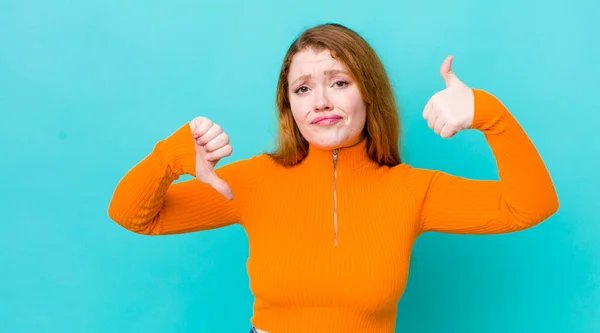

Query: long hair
left=267, top=23, right=402, bottom=167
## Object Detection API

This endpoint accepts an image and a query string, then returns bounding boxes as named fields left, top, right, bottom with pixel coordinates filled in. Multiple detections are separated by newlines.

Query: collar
left=299, top=137, right=380, bottom=176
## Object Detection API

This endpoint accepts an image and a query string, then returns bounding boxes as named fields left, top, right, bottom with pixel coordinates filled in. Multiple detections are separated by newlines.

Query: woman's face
left=287, top=48, right=366, bottom=150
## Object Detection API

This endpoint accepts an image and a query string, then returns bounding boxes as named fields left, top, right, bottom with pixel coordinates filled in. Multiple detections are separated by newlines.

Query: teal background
left=1, top=0, right=598, bottom=332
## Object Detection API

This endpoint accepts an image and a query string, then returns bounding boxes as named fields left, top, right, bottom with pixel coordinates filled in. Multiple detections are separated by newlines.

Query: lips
left=311, top=115, right=342, bottom=124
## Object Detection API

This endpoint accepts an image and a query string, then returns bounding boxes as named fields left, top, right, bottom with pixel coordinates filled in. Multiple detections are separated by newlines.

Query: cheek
left=289, top=102, right=304, bottom=125
left=288, top=98, right=312, bottom=134
left=339, top=91, right=366, bottom=122
left=290, top=95, right=316, bottom=127
left=353, top=105, right=367, bottom=131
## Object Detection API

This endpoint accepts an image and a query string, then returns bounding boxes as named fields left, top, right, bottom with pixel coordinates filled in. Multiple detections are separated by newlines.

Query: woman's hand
left=423, top=55, right=475, bottom=139
left=189, top=117, right=234, bottom=200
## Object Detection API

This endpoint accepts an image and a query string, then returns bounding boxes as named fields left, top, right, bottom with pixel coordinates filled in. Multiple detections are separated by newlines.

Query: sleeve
left=107, top=123, right=262, bottom=235
left=410, top=89, right=559, bottom=234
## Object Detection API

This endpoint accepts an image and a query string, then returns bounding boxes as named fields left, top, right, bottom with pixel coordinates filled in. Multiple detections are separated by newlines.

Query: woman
left=108, top=23, right=559, bottom=333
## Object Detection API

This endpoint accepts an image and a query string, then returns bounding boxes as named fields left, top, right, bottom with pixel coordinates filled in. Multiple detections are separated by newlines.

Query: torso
left=241, top=153, right=422, bottom=332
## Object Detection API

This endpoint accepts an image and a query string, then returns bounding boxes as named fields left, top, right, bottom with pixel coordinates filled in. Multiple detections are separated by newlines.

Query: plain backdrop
left=1, top=0, right=598, bottom=332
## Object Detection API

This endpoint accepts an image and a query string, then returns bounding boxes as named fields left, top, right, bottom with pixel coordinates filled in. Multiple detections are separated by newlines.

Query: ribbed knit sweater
left=108, top=89, right=559, bottom=333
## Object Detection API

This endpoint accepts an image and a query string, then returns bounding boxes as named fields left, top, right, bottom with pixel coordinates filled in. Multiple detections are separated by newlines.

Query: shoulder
left=214, top=152, right=277, bottom=180
left=389, top=162, right=432, bottom=179
left=216, top=153, right=271, bottom=171
left=389, top=162, right=440, bottom=190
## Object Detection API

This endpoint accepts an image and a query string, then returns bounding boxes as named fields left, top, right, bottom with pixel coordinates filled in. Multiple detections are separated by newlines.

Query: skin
left=286, top=48, right=367, bottom=150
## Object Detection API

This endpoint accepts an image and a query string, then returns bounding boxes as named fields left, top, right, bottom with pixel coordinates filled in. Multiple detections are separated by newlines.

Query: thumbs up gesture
left=423, top=55, right=475, bottom=139
left=189, top=117, right=234, bottom=200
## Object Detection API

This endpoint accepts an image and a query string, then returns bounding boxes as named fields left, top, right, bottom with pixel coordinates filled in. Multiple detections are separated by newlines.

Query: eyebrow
left=290, top=69, right=349, bottom=88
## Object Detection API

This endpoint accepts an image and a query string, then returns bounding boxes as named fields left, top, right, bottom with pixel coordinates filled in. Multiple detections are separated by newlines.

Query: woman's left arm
left=412, top=56, right=559, bottom=234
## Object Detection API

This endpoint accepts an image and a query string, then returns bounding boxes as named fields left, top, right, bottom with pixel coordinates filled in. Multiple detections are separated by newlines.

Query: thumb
left=205, top=172, right=234, bottom=201
left=440, top=55, right=459, bottom=87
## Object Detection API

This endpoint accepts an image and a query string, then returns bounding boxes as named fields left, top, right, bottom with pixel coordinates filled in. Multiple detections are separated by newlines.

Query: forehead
left=288, top=48, right=346, bottom=79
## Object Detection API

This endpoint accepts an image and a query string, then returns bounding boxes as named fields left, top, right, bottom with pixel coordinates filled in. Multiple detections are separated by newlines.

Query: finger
left=433, top=117, right=445, bottom=135
left=205, top=173, right=234, bottom=200
left=440, top=55, right=459, bottom=88
left=205, top=144, right=233, bottom=162
left=427, top=113, right=437, bottom=130
left=423, top=99, right=433, bottom=120
left=191, top=117, right=213, bottom=138
left=439, top=123, right=457, bottom=139
left=196, top=123, right=222, bottom=145
left=204, top=132, right=230, bottom=152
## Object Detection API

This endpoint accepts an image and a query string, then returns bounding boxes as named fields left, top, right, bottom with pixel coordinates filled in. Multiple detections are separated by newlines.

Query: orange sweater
left=108, top=89, right=558, bottom=333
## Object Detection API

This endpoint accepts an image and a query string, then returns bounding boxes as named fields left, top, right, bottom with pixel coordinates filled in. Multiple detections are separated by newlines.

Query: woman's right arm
left=107, top=123, right=262, bottom=235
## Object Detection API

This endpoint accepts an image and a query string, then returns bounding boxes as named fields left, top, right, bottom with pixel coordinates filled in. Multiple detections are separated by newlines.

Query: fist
left=423, top=55, right=475, bottom=139
left=189, top=117, right=234, bottom=200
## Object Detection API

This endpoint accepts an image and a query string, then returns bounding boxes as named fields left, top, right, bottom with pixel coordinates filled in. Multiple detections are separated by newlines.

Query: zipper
left=333, top=148, right=339, bottom=246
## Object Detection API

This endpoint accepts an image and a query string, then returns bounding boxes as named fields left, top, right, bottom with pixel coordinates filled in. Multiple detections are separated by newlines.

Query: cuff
left=469, top=89, right=507, bottom=132
left=156, top=123, right=197, bottom=177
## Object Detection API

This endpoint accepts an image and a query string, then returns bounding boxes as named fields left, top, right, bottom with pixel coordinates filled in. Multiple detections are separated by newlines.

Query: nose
left=313, top=88, right=333, bottom=112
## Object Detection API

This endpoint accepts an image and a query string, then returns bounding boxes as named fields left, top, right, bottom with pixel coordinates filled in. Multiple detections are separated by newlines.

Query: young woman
left=108, top=23, right=558, bottom=333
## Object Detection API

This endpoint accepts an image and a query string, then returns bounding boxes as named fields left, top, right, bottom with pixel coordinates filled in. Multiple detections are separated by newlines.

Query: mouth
left=311, top=115, right=342, bottom=125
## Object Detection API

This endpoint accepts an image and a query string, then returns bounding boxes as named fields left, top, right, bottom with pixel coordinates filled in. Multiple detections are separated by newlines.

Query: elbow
left=546, top=190, right=560, bottom=218
left=510, top=189, right=560, bottom=230
left=107, top=200, right=122, bottom=225
left=533, top=196, right=559, bottom=225
left=107, top=201, right=158, bottom=236
left=540, top=191, right=560, bottom=224
left=536, top=185, right=560, bottom=222
left=107, top=198, right=128, bottom=229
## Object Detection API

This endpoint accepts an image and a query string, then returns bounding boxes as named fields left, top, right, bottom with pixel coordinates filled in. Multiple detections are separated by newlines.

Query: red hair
left=267, top=23, right=402, bottom=167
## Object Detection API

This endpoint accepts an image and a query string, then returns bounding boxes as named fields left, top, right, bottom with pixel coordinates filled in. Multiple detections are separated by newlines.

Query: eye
left=294, top=86, right=309, bottom=94
left=334, top=80, right=349, bottom=87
